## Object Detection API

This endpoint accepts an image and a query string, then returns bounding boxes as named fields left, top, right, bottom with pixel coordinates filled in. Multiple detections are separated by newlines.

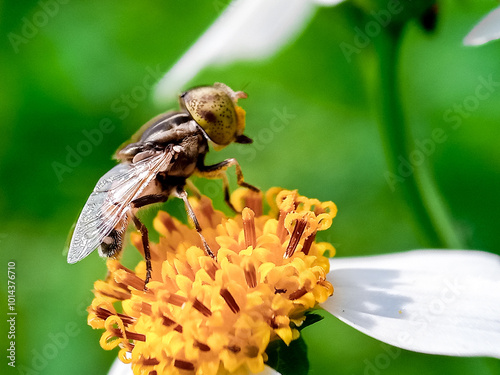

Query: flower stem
left=374, top=26, right=464, bottom=249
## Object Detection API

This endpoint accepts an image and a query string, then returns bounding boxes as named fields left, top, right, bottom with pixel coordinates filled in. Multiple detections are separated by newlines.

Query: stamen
left=162, top=317, right=184, bottom=333
left=114, top=269, right=146, bottom=291
left=244, top=191, right=263, bottom=217
left=141, top=302, right=152, bottom=315
left=192, top=298, right=212, bottom=317
left=167, top=294, right=187, bottom=307
left=149, top=371, right=157, bottom=375
left=220, top=288, right=240, bottom=313
left=95, top=308, right=135, bottom=326
left=276, top=193, right=294, bottom=240
left=202, top=260, right=218, bottom=280
left=115, top=281, right=130, bottom=291
left=284, top=219, right=307, bottom=258
left=108, top=311, right=133, bottom=327
left=276, top=210, right=288, bottom=243
left=289, top=288, right=307, bottom=300
left=174, top=324, right=183, bottom=333
left=174, top=359, right=195, bottom=371
left=110, top=328, right=146, bottom=342
left=158, top=212, right=178, bottom=233
left=242, top=208, right=256, bottom=248
left=244, top=262, right=257, bottom=288
left=245, top=345, right=259, bottom=358
left=226, top=345, right=241, bottom=353
left=143, top=358, right=160, bottom=366
left=94, top=307, right=113, bottom=319
left=200, top=201, right=217, bottom=227
left=302, top=231, right=317, bottom=255
left=162, top=316, right=176, bottom=327
left=95, top=307, right=111, bottom=320
left=96, top=285, right=131, bottom=301
left=194, top=341, right=211, bottom=352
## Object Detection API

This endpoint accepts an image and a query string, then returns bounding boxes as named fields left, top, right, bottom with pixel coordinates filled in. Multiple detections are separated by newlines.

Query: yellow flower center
left=88, top=188, right=336, bottom=375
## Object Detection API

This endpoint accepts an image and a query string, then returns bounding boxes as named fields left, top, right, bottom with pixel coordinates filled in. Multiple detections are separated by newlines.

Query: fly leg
left=130, top=193, right=169, bottom=289
left=130, top=213, right=152, bottom=290
left=174, top=187, right=216, bottom=259
left=185, top=179, right=202, bottom=200
left=132, top=194, right=167, bottom=209
left=196, top=158, right=259, bottom=212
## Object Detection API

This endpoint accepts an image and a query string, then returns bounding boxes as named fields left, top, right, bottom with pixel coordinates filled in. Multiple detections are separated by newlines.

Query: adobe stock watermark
left=396, top=277, right=462, bottom=348
left=16, top=322, right=81, bottom=374
left=385, top=74, right=500, bottom=192
left=15, top=300, right=88, bottom=374
left=340, top=0, right=404, bottom=63
left=52, top=118, right=115, bottom=183
left=110, top=65, right=165, bottom=121
left=236, top=106, right=296, bottom=162
left=384, top=128, right=448, bottom=192
left=442, top=74, right=500, bottom=130
left=52, top=64, right=165, bottom=183
left=359, top=343, right=401, bottom=375
left=357, top=276, right=461, bottom=375
left=7, top=0, right=70, bottom=54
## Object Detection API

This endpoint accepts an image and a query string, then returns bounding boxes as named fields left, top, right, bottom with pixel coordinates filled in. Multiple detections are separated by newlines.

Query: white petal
left=108, top=358, right=132, bottom=375
left=464, top=6, right=500, bottom=46
left=312, top=0, right=344, bottom=5
left=154, top=0, right=318, bottom=103
left=259, top=365, right=282, bottom=375
left=322, top=250, right=500, bottom=358
left=107, top=358, right=281, bottom=375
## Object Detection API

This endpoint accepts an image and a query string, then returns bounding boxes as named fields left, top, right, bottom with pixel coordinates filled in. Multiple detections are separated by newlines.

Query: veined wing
left=67, top=148, right=173, bottom=263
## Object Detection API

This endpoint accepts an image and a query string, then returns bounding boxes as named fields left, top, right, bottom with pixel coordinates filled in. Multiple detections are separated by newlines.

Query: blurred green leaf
left=266, top=336, right=309, bottom=375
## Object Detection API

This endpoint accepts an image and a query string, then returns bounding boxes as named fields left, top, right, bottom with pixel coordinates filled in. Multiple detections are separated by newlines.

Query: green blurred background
left=1, top=0, right=499, bottom=374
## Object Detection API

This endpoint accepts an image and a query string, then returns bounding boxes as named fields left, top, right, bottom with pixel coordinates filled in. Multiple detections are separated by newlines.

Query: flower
left=90, top=188, right=337, bottom=375
left=89, top=188, right=500, bottom=375
left=464, top=6, right=500, bottom=46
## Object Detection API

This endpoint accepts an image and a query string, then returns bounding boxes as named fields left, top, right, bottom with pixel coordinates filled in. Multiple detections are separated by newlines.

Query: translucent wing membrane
left=67, top=149, right=173, bottom=264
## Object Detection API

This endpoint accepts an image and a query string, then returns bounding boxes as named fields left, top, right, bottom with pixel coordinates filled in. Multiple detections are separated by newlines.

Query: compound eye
left=180, top=86, right=239, bottom=146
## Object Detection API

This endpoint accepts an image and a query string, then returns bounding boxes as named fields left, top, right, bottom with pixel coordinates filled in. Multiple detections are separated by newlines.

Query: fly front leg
left=196, top=158, right=259, bottom=212
left=185, top=179, right=202, bottom=200
left=174, top=187, right=216, bottom=259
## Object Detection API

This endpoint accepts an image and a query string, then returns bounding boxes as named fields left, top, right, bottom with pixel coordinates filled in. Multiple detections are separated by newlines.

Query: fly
left=67, top=83, right=259, bottom=287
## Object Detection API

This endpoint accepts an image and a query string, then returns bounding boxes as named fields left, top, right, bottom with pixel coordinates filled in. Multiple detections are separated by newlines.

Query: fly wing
left=67, top=148, right=173, bottom=263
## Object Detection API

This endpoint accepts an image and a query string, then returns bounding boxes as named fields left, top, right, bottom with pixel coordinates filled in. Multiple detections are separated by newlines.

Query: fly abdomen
left=99, top=228, right=125, bottom=258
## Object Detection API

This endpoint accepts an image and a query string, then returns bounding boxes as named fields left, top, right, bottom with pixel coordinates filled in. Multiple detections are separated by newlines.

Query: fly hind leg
left=130, top=214, right=152, bottom=290
left=130, top=193, right=169, bottom=289
left=196, top=158, right=259, bottom=212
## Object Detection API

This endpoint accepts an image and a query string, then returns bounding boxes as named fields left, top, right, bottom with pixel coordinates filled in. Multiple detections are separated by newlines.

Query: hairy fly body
left=67, top=83, right=259, bottom=287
